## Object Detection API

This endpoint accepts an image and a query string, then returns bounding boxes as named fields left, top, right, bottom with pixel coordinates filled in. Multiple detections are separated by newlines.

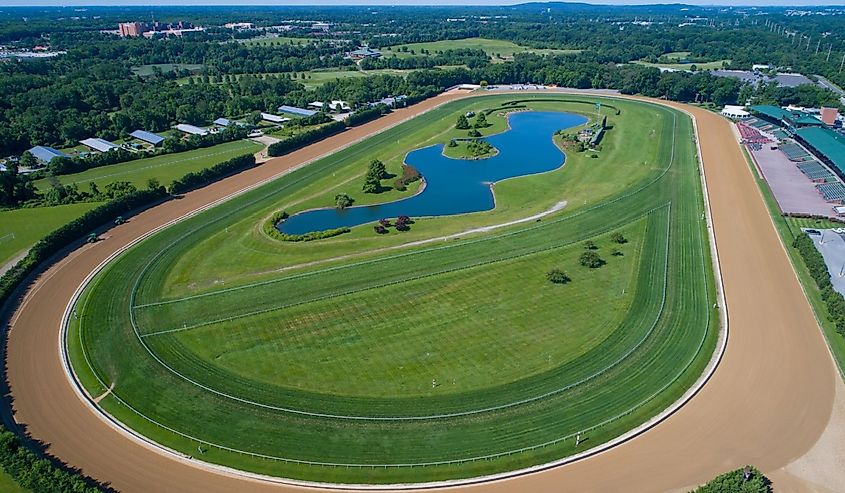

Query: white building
left=79, top=138, right=119, bottom=153
left=261, top=113, right=290, bottom=124
left=721, top=105, right=751, bottom=120
left=175, top=124, right=209, bottom=136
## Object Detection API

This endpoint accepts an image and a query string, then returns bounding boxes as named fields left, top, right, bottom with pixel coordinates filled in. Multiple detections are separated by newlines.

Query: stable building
left=80, top=138, right=119, bottom=153
left=278, top=105, right=317, bottom=117
left=175, top=124, right=209, bottom=136
left=260, top=113, right=290, bottom=124
left=129, top=129, right=165, bottom=146
left=27, top=146, right=68, bottom=164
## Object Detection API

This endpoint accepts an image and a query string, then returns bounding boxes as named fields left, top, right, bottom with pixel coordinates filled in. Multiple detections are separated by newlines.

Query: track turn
left=4, top=92, right=841, bottom=492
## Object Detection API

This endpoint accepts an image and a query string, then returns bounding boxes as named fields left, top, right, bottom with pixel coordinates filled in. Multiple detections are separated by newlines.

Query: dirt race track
left=4, top=91, right=845, bottom=492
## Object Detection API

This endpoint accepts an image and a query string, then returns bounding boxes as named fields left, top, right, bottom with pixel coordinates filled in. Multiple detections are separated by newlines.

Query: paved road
left=3, top=91, right=842, bottom=492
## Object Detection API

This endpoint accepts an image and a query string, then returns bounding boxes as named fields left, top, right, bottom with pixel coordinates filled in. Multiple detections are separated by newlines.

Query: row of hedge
left=0, top=152, right=263, bottom=491
left=267, top=121, right=347, bottom=157
left=0, top=431, right=103, bottom=492
left=793, top=232, right=845, bottom=336
left=168, top=154, right=256, bottom=194
left=0, top=186, right=169, bottom=308
left=344, top=105, right=389, bottom=127
left=268, top=226, right=351, bottom=242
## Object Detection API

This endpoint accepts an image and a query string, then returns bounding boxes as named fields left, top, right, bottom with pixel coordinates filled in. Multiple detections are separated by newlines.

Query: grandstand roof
left=129, top=130, right=164, bottom=145
left=751, top=105, right=792, bottom=121
left=213, top=118, right=232, bottom=127
left=751, top=105, right=825, bottom=128
left=796, top=127, right=845, bottom=175
left=278, top=105, right=317, bottom=117
left=175, top=124, right=208, bottom=136
left=79, top=138, right=119, bottom=153
left=27, top=145, right=68, bottom=163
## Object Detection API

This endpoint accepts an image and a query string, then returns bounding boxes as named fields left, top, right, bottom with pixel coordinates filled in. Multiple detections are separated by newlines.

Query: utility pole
left=816, top=39, right=821, bottom=55
left=840, top=53, right=845, bottom=73
left=827, top=44, right=832, bottom=63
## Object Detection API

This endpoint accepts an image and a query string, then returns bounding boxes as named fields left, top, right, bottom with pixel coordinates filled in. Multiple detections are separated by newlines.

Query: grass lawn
left=69, top=94, right=715, bottom=483
left=633, top=58, right=731, bottom=72
left=33, top=140, right=263, bottom=193
left=0, top=202, right=100, bottom=268
left=0, top=468, right=28, bottom=493
left=131, top=63, right=204, bottom=77
left=382, top=37, right=579, bottom=61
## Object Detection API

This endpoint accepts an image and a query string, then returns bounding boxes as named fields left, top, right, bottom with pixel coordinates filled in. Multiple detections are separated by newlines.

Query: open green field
left=69, top=94, right=716, bottom=484
left=131, top=63, right=205, bottom=77
left=633, top=51, right=730, bottom=72
left=0, top=202, right=100, bottom=268
left=383, top=37, right=579, bottom=61
left=34, top=140, right=263, bottom=193
left=0, top=468, right=29, bottom=493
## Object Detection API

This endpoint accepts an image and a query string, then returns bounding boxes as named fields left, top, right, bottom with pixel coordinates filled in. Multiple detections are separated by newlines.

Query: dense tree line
left=267, top=121, right=347, bottom=157
left=0, top=430, right=104, bottom=493
left=0, top=186, right=169, bottom=307
left=168, top=153, right=255, bottom=194
left=793, top=233, right=845, bottom=338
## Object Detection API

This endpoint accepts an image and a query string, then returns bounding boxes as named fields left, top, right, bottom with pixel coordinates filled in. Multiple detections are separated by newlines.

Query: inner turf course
left=67, top=94, right=716, bottom=484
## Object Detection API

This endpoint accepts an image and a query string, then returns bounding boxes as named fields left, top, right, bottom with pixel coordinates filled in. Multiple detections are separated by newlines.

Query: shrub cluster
left=0, top=186, right=168, bottom=308
left=0, top=430, right=103, bottom=492
left=690, top=465, right=771, bottom=493
left=267, top=121, right=347, bottom=157
left=262, top=210, right=289, bottom=236
left=793, top=233, right=845, bottom=336
left=168, top=154, right=255, bottom=194
left=394, top=165, right=421, bottom=192
left=268, top=227, right=351, bottom=242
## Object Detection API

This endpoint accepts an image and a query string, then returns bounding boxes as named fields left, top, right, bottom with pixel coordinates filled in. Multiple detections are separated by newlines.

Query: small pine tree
left=455, top=114, right=470, bottom=130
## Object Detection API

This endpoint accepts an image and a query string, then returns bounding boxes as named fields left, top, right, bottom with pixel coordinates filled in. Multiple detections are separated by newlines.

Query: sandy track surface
left=3, top=92, right=842, bottom=492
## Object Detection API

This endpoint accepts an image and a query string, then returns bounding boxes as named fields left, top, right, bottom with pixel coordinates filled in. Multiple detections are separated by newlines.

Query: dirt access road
left=4, top=91, right=843, bottom=492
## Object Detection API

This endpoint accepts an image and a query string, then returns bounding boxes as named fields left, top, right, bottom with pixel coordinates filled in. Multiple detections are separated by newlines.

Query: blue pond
left=278, top=111, right=587, bottom=235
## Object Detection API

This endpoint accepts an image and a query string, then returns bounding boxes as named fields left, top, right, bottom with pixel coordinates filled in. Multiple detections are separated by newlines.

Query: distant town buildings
left=224, top=22, right=255, bottom=30
left=118, top=21, right=205, bottom=38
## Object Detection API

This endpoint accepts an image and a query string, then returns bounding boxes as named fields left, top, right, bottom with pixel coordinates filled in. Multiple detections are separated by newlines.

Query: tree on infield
left=335, top=193, right=353, bottom=209
left=546, top=268, right=571, bottom=284
left=474, top=112, right=488, bottom=128
left=455, top=114, right=470, bottom=130
left=368, top=159, right=388, bottom=179
left=611, top=232, right=627, bottom=244
left=584, top=240, right=597, bottom=250
left=363, top=159, right=387, bottom=193
left=580, top=250, right=604, bottom=268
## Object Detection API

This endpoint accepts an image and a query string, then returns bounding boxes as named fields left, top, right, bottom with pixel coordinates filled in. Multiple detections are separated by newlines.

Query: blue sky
left=1, top=1, right=844, bottom=6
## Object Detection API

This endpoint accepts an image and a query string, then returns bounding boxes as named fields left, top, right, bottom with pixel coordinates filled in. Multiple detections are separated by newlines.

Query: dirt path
left=3, top=90, right=842, bottom=492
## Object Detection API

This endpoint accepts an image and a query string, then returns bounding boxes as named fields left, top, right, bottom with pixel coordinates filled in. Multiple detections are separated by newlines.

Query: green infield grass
left=33, top=140, right=263, bottom=193
left=68, top=93, right=717, bottom=484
